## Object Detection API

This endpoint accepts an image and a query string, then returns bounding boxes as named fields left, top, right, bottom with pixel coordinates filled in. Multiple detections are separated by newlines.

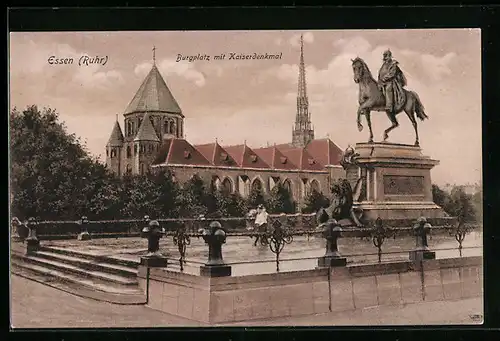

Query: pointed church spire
left=298, top=34, right=307, bottom=99
left=292, top=33, right=314, bottom=148
left=152, top=46, right=156, bottom=65
left=107, top=120, right=124, bottom=146
left=134, top=112, right=160, bottom=142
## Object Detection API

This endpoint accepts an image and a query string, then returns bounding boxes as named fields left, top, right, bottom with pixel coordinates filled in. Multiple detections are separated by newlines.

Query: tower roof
left=106, top=120, right=124, bottom=146
left=124, top=64, right=183, bottom=116
left=134, top=112, right=160, bottom=142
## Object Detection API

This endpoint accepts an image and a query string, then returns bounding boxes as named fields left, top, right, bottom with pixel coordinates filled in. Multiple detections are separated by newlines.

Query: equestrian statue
left=351, top=50, right=428, bottom=146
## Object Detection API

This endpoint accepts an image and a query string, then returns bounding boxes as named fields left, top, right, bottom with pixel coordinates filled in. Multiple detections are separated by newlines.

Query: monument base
left=348, top=142, right=449, bottom=225
left=140, top=255, right=168, bottom=268
left=409, top=249, right=436, bottom=262
left=317, top=256, right=347, bottom=268
left=200, top=264, right=232, bottom=277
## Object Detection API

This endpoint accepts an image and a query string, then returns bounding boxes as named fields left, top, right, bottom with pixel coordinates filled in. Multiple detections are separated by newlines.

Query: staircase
left=11, top=243, right=147, bottom=305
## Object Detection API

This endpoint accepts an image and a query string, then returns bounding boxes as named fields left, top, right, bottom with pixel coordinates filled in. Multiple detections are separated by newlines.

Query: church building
left=105, top=36, right=346, bottom=210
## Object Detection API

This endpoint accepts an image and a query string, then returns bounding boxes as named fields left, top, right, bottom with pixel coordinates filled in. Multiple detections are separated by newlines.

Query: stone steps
left=10, top=243, right=146, bottom=305
left=14, top=253, right=137, bottom=286
left=34, top=250, right=138, bottom=278
left=39, top=246, right=141, bottom=268
left=11, top=260, right=146, bottom=305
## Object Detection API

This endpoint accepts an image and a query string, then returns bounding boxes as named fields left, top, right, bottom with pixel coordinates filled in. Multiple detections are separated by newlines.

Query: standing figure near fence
left=253, top=205, right=269, bottom=246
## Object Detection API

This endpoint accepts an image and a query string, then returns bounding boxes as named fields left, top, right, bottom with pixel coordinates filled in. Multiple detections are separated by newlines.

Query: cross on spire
left=152, top=46, right=156, bottom=65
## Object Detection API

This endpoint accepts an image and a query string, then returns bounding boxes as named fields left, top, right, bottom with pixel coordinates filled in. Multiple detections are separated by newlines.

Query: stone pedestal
left=200, top=264, right=232, bottom=277
left=26, top=238, right=40, bottom=255
left=317, top=256, right=347, bottom=268
left=349, top=142, right=449, bottom=224
left=409, top=249, right=436, bottom=262
left=140, top=255, right=168, bottom=268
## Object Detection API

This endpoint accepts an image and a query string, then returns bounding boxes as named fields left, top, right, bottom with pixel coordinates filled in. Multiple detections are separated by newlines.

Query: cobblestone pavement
left=10, top=275, right=483, bottom=328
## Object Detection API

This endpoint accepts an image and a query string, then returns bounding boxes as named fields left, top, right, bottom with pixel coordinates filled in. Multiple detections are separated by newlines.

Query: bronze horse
left=351, top=57, right=428, bottom=146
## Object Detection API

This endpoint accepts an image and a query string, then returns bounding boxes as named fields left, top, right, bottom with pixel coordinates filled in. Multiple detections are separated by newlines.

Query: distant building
left=105, top=37, right=345, bottom=210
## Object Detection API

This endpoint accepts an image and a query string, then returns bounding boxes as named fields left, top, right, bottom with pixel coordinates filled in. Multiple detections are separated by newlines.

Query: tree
left=10, top=105, right=117, bottom=220
left=302, top=189, right=330, bottom=214
left=449, top=186, right=477, bottom=223
left=432, top=184, right=452, bottom=212
left=178, top=174, right=209, bottom=217
left=247, top=184, right=266, bottom=208
left=266, top=182, right=295, bottom=214
left=471, top=188, right=483, bottom=223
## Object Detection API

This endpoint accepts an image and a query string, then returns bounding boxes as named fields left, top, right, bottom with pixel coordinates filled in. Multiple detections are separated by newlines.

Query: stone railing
left=9, top=213, right=318, bottom=240
left=12, top=214, right=481, bottom=274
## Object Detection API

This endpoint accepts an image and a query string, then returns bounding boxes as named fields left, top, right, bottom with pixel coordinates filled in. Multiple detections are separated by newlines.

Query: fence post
left=26, top=217, right=40, bottom=255
left=409, top=217, right=436, bottom=262
left=77, top=216, right=91, bottom=241
left=140, top=219, right=168, bottom=267
left=317, top=218, right=347, bottom=268
left=199, top=221, right=231, bottom=277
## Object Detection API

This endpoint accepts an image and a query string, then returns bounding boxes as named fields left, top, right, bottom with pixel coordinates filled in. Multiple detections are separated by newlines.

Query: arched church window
left=140, top=163, right=145, bottom=175
left=125, top=164, right=132, bottom=174
left=169, top=119, right=176, bottom=134
left=127, top=146, right=132, bottom=158
left=221, top=178, right=233, bottom=194
left=106, top=149, right=109, bottom=157
left=163, top=120, right=170, bottom=134
left=251, top=178, right=263, bottom=192
left=283, top=179, right=293, bottom=195
left=309, top=179, right=320, bottom=194
left=111, top=149, right=116, bottom=158
left=134, top=145, right=138, bottom=155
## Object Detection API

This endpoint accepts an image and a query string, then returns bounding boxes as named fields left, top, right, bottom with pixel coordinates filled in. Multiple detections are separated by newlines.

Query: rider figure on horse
left=378, top=50, right=408, bottom=115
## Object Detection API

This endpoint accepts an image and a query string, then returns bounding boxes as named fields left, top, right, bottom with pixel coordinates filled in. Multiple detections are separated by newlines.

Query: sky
left=9, top=29, right=482, bottom=187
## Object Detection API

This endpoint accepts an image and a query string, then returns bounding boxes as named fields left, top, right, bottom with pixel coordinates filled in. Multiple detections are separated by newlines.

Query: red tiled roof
left=223, top=144, right=270, bottom=168
left=194, top=142, right=238, bottom=167
left=280, top=147, right=324, bottom=171
left=305, top=138, right=343, bottom=167
left=253, top=146, right=299, bottom=170
left=152, top=138, right=211, bottom=166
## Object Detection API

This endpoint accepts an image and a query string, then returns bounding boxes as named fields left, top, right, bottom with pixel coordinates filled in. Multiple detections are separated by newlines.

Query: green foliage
left=266, top=182, right=295, bottom=214
left=449, top=186, right=477, bottom=223
left=178, top=174, right=209, bottom=218
left=10, top=105, right=112, bottom=220
left=247, top=184, right=266, bottom=208
left=432, top=184, right=480, bottom=223
left=302, top=189, right=330, bottom=214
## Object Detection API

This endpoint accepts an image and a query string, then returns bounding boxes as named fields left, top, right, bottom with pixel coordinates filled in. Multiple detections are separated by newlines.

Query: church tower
left=292, top=34, right=314, bottom=148
left=105, top=46, right=184, bottom=176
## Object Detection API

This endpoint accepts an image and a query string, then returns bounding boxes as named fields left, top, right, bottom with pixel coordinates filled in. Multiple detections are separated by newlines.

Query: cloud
left=134, top=59, right=206, bottom=87
left=421, top=52, right=457, bottom=81
left=9, top=38, right=124, bottom=90
left=334, top=37, right=372, bottom=54
left=289, top=32, right=314, bottom=47
left=73, top=68, right=124, bottom=89
left=266, top=36, right=458, bottom=95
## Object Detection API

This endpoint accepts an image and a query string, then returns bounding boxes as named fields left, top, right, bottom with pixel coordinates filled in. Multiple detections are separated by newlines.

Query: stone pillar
left=317, top=218, right=347, bottom=267
left=140, top=219, right=168, bottom=267
left=199, top=221, right=231, bottom=277
left=409, top=217, right=436, bottom=262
